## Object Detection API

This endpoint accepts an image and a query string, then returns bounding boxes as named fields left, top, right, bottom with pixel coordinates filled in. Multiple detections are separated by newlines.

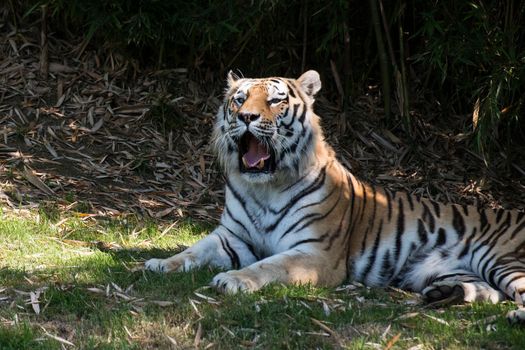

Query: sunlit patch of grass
left=1, top=210, right=524, bottom=349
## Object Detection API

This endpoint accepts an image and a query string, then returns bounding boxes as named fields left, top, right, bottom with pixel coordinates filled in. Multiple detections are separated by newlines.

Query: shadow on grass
left=0, top=244, right=219, bottom=303
left=0, top=246, right=220, bottom=349
left=99, top=245, right=184, bottom=262
left=3, top=245, right=525, bottom=349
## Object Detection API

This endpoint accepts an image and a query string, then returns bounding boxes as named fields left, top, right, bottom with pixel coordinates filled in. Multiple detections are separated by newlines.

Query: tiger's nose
left=238, top=113, right=260, bottom=124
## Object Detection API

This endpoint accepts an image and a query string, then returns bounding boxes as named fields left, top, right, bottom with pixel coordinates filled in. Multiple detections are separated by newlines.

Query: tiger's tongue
left=243, top=137, right=270, bottom=167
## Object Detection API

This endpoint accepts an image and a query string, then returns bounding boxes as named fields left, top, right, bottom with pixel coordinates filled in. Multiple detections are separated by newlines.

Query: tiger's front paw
left=144, top=258, right=171, bottom=273
left=211, top=271, right=262, bottom=294
left=144, top=253, right=196, bottom=273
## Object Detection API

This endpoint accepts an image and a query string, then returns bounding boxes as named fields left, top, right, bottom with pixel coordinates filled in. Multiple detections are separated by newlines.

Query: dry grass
left=1, top=13, right=524, bottom=227
left=0, top=17, right=227, bottom=222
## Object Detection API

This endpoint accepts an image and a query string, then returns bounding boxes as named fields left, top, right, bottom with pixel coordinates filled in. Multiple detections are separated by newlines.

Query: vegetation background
left=1, top=0, right=525, bottom=348
left=16, top=0, right=525, bottom=164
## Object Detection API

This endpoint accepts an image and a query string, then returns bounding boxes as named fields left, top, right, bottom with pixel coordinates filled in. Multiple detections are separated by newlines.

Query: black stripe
left=479, top=209, right=489, bottom=231
left=265, top=166, right=327, bottom=233
left=289, top=139, right=299, bottom=153
left=493, top=265, right=523, bottom=287
left=293, top=187, right=337, bottom=215
left=501, top=273, right=525, bottom=292
left=380, top=250, right=394, bottom=282
left=298, top=107, right=307, bottom=123
left=297, top=130, right=313, bottom=154
left=458, top=227, right=476, bottom=259
left=343, top=174, right=363, bottom=247
left=360, top=185, right=378, bottom=255
left=337, top=176, right=361, bottom=272
left=223, top=238, right=240, bottom=269
left=475, top=241, right=496, bottom=276
left=218, top=235, right=240, bottom=269
left=421, top=201, right=436, bottom=233
left=487, top=212, right=512, bottom=245
left=469, top=226, right=493, bottom=267
left=452, top=205, right=466, bottom=239
left=225, top=179, right=258, bottom=225
left=325, top=170, right=354, bottom=251
left=280, top=190, right=342, bottom=240
left=246, top=191, right=279, bottom=216
left=417, top=219, right=428, bottom=245
left=224, top=207, right=250, bottom=236
left=286, top=82, right=296, bottom=98
left=277, top=107, right=290, bottom=127
left=348, top=175, right=357, bottom=223
left=359, top=183, right=368, bottom=222
left=279, top=212, right=321, bottom=239
left=516, top=211, right=525, bottom=224
left=281, top=103, right=299, bottom=128
left=280, top=172, right=310, bottom=193
left=385, top=190, right=393, bottom=221
left=475, top=211, right=495, bottom=246
left=496, top=209, right=505, bottom=223
left=510, top=219, right=525, bottom=239
left=360, top=219, right=383, bottom=281
left=478, top=250, right=499, bottom=288
left=430, top=201, right=441, bottom=218
left=289, top=234, right=328, bottom=250
left=433, top=272, right=472, bottom=282
left=435, top=228, right=446, bottom=246
left=498, top=243, right=525, bottom=262
left=394, top=198, right=405, bottom=261
left=220, top=224, right=260, bottom=260
left=406, top=192, right=414, bottom=211
left=479, top=221, right=493, bottom=238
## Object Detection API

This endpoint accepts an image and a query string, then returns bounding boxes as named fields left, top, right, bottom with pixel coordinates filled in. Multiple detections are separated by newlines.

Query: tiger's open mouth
left=238, top=132, right=276, bottom=173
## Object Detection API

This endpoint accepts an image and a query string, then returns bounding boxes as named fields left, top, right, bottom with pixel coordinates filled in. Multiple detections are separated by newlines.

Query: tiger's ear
left=227, top=70, right=241, bottom=88
left=297, top=70, right=321, bottom=97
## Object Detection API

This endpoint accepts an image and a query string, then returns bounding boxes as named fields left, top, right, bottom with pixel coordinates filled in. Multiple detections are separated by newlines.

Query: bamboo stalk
left=39, top=5, right=49, bottom=78
left=343, top=21, right=351, bottom=113
left=369, top=0, right=391, bottom=119
left=398, top=16, right=410, bottom=129
left=301, top=1, right=308, bottom=73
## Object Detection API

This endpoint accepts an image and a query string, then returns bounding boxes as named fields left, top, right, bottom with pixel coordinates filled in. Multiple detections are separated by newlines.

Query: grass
left=0, top=209, right=524, bottom=349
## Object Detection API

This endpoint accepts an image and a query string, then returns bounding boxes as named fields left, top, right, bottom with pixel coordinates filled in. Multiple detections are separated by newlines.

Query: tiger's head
left=213, top=70, right=323, bottom=183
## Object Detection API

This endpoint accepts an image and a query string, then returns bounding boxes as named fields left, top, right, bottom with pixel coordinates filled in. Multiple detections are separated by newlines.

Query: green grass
left=0, top=210, right=524, bottom=349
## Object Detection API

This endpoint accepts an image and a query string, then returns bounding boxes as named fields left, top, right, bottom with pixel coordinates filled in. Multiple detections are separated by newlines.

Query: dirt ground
left=1, top=20, right=525, bottom=224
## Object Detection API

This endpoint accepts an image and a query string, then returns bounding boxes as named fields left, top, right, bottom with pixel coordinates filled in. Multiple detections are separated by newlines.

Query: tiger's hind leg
left=486, top=259, right=525, bottom=324
left=422, top=269, right=506, bottom=306
left=507, top=305, right=525, bottom=324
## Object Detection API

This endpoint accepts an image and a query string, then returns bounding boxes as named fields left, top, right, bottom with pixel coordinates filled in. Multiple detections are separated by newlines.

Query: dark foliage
left=9, top=0, right=525, bottom=165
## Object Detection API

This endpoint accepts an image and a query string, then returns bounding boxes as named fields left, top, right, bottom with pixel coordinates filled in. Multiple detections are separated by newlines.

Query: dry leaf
left=29, top=291, right=40, bottom=315
left=21, top=166, right=55, bottom=195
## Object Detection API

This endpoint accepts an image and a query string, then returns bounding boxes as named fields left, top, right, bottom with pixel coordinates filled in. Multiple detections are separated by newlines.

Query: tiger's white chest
left=224, top=172, right=325, bottom=258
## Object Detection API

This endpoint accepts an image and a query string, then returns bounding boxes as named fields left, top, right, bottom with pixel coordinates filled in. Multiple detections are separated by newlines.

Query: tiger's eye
left=268, top=98, right=283, bottom=105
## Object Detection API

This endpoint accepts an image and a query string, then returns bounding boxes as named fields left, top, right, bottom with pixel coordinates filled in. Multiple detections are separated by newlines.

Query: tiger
left=145, top=70, right=525, bottom=323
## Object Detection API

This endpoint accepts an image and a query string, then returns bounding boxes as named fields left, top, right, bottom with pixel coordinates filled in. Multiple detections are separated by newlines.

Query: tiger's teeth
left=242, top=157, right=249, bottom=168
left=257, top=159, right=265, bottom=169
